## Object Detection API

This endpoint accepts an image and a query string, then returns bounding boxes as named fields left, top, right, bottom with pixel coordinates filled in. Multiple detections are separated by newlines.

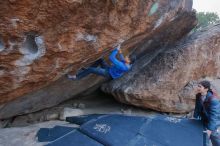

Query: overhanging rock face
left=102, top=24, right=220, bottom=113
left=0, top=0, right=196, bottom=119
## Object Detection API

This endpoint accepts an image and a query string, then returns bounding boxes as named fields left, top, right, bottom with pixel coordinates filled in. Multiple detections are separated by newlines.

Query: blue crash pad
left=38, top=114, right=203, bottom=146
left=138, top=116, right=203, bottom=146
left=79, top=114, right=203, bottom=146
left=37, top=126, right=76, bottom=142
left=80, top=114, right=148, bottom=146
left=66, top=114, right=104, bottom=125
left=46, top=130, right=103, bottom=146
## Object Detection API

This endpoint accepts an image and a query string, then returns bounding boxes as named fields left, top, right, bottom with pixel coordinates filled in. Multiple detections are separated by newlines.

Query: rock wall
left=0, top=0, right=196, bottom=119
left=102, top=24, right=220, bottom=113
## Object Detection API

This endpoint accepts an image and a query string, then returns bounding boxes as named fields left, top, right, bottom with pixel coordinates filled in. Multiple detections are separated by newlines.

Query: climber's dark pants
left=76, top=59, right=112, bottom=79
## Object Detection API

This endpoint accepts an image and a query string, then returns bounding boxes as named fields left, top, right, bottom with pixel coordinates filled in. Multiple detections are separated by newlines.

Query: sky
left=193, top=0, right=220, bottom=16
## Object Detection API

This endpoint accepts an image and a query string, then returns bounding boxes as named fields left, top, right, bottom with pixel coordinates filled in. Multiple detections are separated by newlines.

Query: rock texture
left=0, top=0, right=196, bottom=119
left=102, top=24, right=220, bottom=113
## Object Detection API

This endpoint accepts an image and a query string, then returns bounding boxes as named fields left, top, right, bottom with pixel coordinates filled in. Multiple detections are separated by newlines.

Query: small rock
left=59, top=107, right=84, bottom=120
left=46, top=113, right=59, bottom=121
left=0, top=119, right=12, bottom=128
left=78, top=103, right=85, bottom=109
left=72, top=103, right=78, bottom=108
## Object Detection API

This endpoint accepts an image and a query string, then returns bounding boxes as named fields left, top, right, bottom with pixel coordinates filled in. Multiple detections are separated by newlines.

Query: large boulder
left=0, top=0, right=196, bottom=119
left=102, top=24, right=220, bottom=113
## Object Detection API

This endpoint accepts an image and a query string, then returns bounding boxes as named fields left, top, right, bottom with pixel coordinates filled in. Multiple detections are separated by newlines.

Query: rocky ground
left=0, top=91, right=188, bottom=146
left=0, top=120, right=77, bottom=146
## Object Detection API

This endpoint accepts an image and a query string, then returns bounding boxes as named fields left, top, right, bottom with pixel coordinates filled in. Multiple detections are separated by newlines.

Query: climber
left=67, top=44, right=132, bottom=80
left=193, top=80, right=220, bottom=146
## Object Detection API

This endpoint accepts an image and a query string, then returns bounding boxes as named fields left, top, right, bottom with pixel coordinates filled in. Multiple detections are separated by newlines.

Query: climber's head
left=197, top=80, right=211, bottom=94
left=125, top=56, right=131, bottom=64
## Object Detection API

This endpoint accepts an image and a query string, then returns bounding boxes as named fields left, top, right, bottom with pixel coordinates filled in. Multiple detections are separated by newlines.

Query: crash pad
left=79, top=114, right=203, bottom=146
left=37, top=126, right=76, bottom=142
left=37, top=114, right=203, bottom=146
left=46, top=130, right=103, bottom=146
left=66, top=114, right=104, bottom=125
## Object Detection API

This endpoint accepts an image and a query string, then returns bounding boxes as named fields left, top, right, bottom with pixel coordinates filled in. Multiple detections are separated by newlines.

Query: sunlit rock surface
left=102, top=24, right=220, bottom=113
left=0, top=0, right=196, bottom=119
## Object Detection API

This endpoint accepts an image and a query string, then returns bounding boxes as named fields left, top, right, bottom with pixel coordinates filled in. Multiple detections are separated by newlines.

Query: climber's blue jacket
left=108, top=49, right=131, bottom=79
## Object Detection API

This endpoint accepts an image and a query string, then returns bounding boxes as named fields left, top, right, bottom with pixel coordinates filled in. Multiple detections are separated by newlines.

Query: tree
left=195, top=12, right=220, bottom=30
